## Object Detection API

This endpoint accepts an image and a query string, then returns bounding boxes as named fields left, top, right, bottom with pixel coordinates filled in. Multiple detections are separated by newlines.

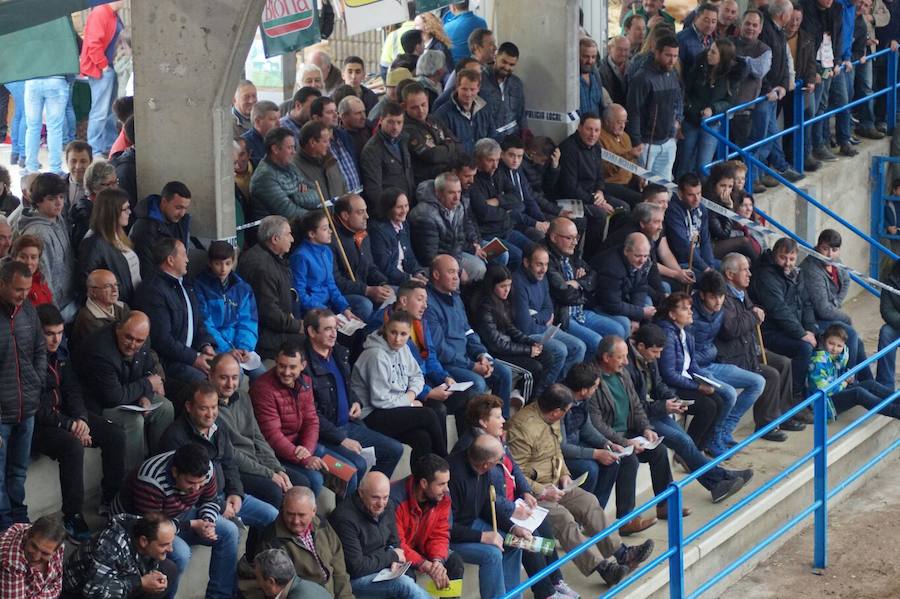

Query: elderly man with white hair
left=298, top=63, right=324, bottom=91
left=415, top=49, right=446, bottom=106
left=337, top=95, right=371, bottom=157
left=309, top=50, right=342, bottom=95
left=254, top=548, right=332, bottom=599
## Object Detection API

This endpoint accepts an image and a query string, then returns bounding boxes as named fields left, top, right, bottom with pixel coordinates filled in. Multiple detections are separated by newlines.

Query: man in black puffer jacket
left=0, top=261, right=46, bottom=530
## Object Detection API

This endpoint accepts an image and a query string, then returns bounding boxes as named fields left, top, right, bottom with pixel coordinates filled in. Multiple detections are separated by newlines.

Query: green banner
left=0, top=16, right=79, bottom=84
left=260, top=0, right=321, bottom=59
left=415, top=0, right=453, bottom=13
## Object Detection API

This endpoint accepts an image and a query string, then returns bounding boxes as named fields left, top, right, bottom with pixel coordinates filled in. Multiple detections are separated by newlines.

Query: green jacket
left=248, top=156, right=319, bottom=221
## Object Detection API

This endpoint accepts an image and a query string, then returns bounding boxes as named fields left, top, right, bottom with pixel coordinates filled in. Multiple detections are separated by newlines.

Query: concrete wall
left=494, top=0, right=581, bottom=140
left=753, top=138, right=889, bottom=299
left=132, top=0, right=265, bottom=240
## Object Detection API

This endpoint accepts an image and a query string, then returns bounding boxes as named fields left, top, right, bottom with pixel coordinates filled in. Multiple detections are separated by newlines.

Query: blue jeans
left=876, top=323, right=899, bottom=388
left=533, top=327, right=586, bottom=377
left=650, top=415, right=729, bottom=491
left=450, top=518, right=523, bottom=599
left=0, top=417, right=35, bottom=530
left=447, top=361, right=513, bottom=416
left=831, top=379, right=900, bottom=418
left=678, top=120, right=720, bottom=178
left=565, top=457, right=620, bottom=508
left=25, top=77, right=68, bottom=173
left=640, top=137, right=677, bottom=181
left=813, top=73, right=851, bottom=148
left=854, top=59, right=875, bottom=128
left=6, top=81, right=26, bottom=157
left=566, top=309, right=630, bottom=358
left=526, top=333, right=566, bottom=395
left=750, top=99, right=790, bottom=178
left=221, top=493, right=278, bottom=528
left=325, top=420, right=404, bottom=478
left=64, top=76, right=76, bottom=145
left=350, top=570, right=431, bottom=599
left=281, top=444, right=357, bottom=497
left=168, top=510, right=239, bottom=599
left=346, top=294, right=374, bottom=322
left=87, top=67, right=119, bottom=155
left=706, top=362, right=765, bottom=445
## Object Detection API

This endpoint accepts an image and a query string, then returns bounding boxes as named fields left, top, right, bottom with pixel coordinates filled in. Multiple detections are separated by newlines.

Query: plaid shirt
left=295, top=524, right=329, bottom=582
left=0, top=524, right=64, bottom=599
left=330, top=136, right=361, bottom=193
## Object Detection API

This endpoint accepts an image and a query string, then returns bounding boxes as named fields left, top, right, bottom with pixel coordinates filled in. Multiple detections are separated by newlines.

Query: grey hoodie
left=350, top=330, right=425, bottom=418
left=17, top=209, right=75, bottom=310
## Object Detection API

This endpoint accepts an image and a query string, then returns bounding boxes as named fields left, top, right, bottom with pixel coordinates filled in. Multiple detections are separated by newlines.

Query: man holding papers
left=587, top=337, right=679, bottom=529
left=506, top=384, right=654, bottom=588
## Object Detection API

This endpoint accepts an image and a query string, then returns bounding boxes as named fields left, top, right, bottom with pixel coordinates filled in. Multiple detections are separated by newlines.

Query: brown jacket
left=587, top=369, right=653, bottom=446
left=506, top=402, right=570, bottom=495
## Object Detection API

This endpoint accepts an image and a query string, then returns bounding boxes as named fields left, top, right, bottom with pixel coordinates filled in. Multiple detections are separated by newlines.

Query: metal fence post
left=889, top=51, right=898, bottom=135
left=793, top=81, right=805, bottom=174
left=667, top=485, right=685, bottom=598
left=871, top=158, right=885, bottom=280
left=813, top=390, right=828, bottom=570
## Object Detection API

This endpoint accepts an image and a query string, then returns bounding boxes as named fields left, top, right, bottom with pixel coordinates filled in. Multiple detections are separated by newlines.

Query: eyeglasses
left=89, top=283, right=119, bottom=290
left=98, top=178, right=119, bottom=189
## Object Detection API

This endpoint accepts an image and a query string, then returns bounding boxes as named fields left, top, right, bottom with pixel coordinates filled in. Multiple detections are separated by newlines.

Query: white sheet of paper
left=240, top=351, right=262, bottom=371
left=632, top=436, right=665, bottom=450
left=361, top=446, right=377, bottom=470
left=611, top=445, right=634, bottom=458
left=375, top=289, right=397, bottom=313
left=562, top=471, right=589, bottom=493
left=117, top=402, right=162, bottom=413
left=447, top=381, right=474, bottom=392
left=336, top=314, right=366, bottom=336
left=510, top=499, right=550, bottom=533
left=540, top=324, right=560, bottom=344
left=372, top=561, right=411, bottom=582
left=691, top=373, right=723, bottom=389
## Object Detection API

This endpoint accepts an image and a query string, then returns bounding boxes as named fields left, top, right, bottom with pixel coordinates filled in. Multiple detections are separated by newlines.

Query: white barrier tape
left=216, top=192, right=351, bottom=243
left=599, top=148, right=900, bottom=297
left=524, top=109, right=581, bottom=124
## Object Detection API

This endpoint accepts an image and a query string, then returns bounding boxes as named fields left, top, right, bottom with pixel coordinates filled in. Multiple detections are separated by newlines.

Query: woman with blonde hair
left=414, top=12, right=454, bottom=76
left=77, top=187, right=140, bottom=303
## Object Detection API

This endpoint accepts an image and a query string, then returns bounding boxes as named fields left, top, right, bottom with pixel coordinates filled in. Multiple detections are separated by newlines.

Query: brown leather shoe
left=656, top=503, right=693, bottom=520
left=620, top=515, right=658, bottom=536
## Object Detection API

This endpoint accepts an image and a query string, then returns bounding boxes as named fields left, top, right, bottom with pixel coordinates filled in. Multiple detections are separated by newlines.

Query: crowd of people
left=3, top=0, right=900, bottom=598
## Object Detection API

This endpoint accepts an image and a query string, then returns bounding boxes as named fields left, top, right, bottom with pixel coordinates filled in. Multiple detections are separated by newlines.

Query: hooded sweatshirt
left=350, top=331, right=425, bottom=418
left=17, top=209, right=75, bottom=310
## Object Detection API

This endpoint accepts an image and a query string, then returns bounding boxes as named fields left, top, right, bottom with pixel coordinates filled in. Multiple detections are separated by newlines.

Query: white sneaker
left=554, top=580, right=580, bottom=598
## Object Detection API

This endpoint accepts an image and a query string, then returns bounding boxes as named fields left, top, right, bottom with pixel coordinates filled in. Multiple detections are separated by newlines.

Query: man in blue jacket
left=425, top=254, right=513, bottom=414
left=129, top=181, right=192, bottom=280
left=132, top=238, right=215, bottom=387
left=664, top=173, right=719, bottom=278
left=511, top=244, right=586, bottom=377
left=443, top=1, right=488, bottom=63
left=432, top=68, right=497, bottom=154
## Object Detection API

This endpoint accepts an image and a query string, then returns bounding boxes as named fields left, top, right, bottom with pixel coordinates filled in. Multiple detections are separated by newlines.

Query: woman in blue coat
left=290, top=210, right=356, bottom=320
left=368, top=188, right=428, bottom=286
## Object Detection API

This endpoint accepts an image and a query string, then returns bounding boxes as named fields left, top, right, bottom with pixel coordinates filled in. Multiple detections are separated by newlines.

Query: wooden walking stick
left=316, top=182, right=355, bottom=283
left=685, top=233, right=698, bottom=293
left=489, top=485, right=498, bottom=535
left=756, top=324, right=769, bottom=366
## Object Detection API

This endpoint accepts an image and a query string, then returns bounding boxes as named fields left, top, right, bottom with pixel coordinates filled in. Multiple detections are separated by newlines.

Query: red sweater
left=391, top=476, right=451, bottom=566
left=79, top=5, right=119, bottom=78
left=29, top=270, right=53, bottom=307
left=250, top=369, right=319, bottom=466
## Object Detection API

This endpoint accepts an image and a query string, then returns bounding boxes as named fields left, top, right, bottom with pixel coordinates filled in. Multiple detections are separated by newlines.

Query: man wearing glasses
left=71, top=269, right=130, bottom=348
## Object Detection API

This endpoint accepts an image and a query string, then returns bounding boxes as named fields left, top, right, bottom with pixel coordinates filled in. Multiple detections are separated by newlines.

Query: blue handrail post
left=813, top=390, right=828, bottom=570
left=667, top=484, right=686, bottom=598
left=871, top=157, right=885, bottom=280
left=793, top=81, right=805, bottom=174
left=889, top=50, right=898, bottom=135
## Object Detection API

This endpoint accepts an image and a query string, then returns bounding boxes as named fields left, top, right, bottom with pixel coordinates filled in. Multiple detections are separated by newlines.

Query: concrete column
left=132, top=0, right=265, bottom=240
left=494, top=0, right=581, bottom=141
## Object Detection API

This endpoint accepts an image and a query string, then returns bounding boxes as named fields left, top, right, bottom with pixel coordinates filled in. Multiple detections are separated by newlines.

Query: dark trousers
left=614, top=445, right=673, bottom=518
left=0, top=85, right=8, bottom=140
left=679, top=389, right=721, bottom=449
left=525, top=519, right=564, bottom=599
left=31, top=412, right=126, bottom=515
left=832, top=379, right=900, bottom=418
left=241, top=469, right=312, bottom=510
left=753, top=351, right=793, bottom=427
left=650, top=415, right=728, bottom=491
left=763, top=330, right=814, bottom=398
left=364, top=406, right=448, bottom=465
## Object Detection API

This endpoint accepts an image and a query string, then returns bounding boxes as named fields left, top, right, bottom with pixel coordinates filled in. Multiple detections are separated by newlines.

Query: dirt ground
left=725, top=454, right=900, bottom=598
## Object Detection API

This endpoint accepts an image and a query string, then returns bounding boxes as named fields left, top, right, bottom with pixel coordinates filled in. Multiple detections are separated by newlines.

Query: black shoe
left=778, top=167, right=805, bottom=183
left=64, top=514, right=92, bottom=544
left=729, top=468, right=754, bottom=484
left=597, top=561, right=630, bottom=586
left=752, top=182, right=767, bottom=194
left=760, top=174, right=779, bottom=188
left=616, top=539, right=655, bottom=569
left=857, top=126, right=886, bottom=140
left=758, top=427, right=788, bottom=442
left=793, top=407, right=815, bottom=424
left=804, top=154, right=822, bottom=171
left=849, top=135, right=861, bottom=145
left=711, top=476, right=745, bottom=503
left=780, top=418, right=807, bottom=432
left=877, top=121, right=888, bottom=133
left=813, top=146, right=839, bottom=162
left=839, top=143, right=859, bottom=157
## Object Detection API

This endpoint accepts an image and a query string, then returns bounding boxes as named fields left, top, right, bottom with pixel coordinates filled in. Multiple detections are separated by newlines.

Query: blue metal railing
left=870, top=155, right=900, bottom=278
left=502, top=338, right=900, bottom=598
left=699, top=48, right=900, bottom=286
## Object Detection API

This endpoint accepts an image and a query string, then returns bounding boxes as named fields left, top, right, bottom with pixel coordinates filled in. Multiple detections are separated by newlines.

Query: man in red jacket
left=79, top=1, right=125, bottom=156
left=390, top=453, right=464, bottom=591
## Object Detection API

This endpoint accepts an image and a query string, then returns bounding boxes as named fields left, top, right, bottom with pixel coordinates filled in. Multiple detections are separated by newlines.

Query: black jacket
left=77, top=233, right=136, bottom=305
left=598, top=57, right=628, bottom=106
left=599, top=222, right=665, bottom=304
left=404, top=116, right=465, bottom=185
left=468, top=169, right=519, bottom=239
left=129, top=194, right=192, bottom=281
left=328, top=492, right=402, bottom=579
left=132, top=272, right=214, bottom=368
left=625, top=340, right=676, bottom=420
left=236, top=243, right=303, bottom=360
left=360, top=130, right=415, bottom=205
left=591, top=246, right=651, bottom=322
left=800, top=0, right=845, bottom=60
left=368, top=219, right=427, bottom=286
left=791, top=29, right=818, bottom=86
left=447, top=451, right=515, bottom=543
left=0, top=300, right=45, bottom=424
left=760, top=6, right=790, bottom=92
left=303, top=340, right=359, bottom=446
left=546, top=243, right=598, bottom=329
left=69, top=195, right=93, bottom=250
left=331, top=222, right=389, bottom=297
left=112, top=148, right=137, bottom=212
left=36, top=348, right=88, bottom=430
left=472, top=296, right=535, bottom=357
left=716, top=286, right=764, bottom=372
left=75, top=324, right=158, bottom=412
left=557, top=131, right=605, bottom=203
left=749, top=249, right=817, bottom=339
left=159, top=414, right=245, bottom=498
